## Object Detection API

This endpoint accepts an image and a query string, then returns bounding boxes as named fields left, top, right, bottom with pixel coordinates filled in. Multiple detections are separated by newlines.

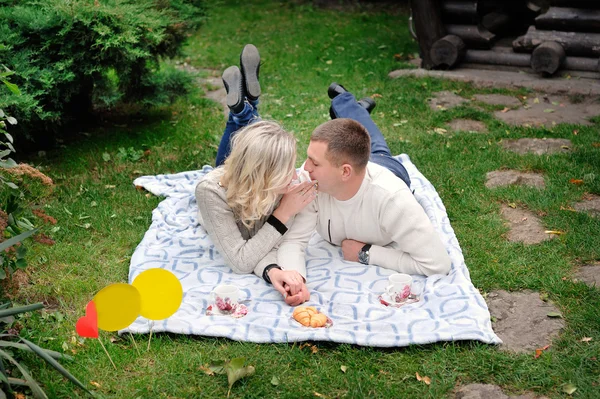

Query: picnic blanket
left=123, top=155, right=501, bottom=347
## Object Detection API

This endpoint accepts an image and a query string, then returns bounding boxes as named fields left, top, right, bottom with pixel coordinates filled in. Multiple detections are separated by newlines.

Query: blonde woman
left=195, top=45, right=316, bottom=306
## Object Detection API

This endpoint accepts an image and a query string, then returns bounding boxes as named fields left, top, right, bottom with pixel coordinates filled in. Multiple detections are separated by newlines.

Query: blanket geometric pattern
left=122, top=155, right=501, bottom=347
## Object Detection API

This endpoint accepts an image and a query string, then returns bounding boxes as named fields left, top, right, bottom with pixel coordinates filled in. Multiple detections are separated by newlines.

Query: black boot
left=222, top=66, right=245, bottom=114
left=240, top=44, right=261, bottom=101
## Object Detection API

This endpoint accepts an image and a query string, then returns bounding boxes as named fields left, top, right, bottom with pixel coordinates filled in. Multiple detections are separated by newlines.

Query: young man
left=274, top=84, right=451, bottom=288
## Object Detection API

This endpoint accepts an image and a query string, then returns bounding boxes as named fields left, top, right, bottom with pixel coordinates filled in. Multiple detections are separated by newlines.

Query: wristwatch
left=358, top=244, right=371, bottom=265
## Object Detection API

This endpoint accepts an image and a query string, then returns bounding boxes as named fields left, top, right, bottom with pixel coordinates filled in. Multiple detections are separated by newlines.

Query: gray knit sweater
left=195, top=168, right=289, bottom=278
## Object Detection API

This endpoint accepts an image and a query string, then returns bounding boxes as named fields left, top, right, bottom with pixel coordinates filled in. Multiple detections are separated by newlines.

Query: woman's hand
left=268, top=268, right=304, bottom=297
left=272, top=181, right=317, bottom=224
left=283, top=283, right=310, bottom=306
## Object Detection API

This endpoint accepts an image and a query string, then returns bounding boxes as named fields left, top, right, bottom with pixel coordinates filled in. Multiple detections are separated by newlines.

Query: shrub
left=0, top=0, right=205, bottom=148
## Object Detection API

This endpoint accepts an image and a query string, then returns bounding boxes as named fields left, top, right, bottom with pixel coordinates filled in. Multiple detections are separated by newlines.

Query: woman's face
left=276, top=168, right=298, bottom=195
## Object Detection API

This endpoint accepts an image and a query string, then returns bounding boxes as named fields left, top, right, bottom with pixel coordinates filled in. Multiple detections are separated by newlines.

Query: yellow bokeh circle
left=93, top=283, right=141, bottom=332
left=132, top=268, right=183, bottom=321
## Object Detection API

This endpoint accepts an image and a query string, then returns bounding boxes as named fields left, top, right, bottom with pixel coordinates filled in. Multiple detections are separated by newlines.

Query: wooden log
left=430, top=35, right=466, bottom=69
left=564, top=56, right=600, bottom=72
left=464, top=49, right=599, bottom=71
left=513, top=26, right=600, bottom=57
left=464, top=50, right=531, bottom=67
left=410, top=0, right=446, bottom=69
left=446, top=24, right=496, bottom=48
left=551, top=0, right=600, bottom=9
left=441, top=1, right=479, bottom=24
left=536, top=7, right=600, bottom=33
left=481, top=12, right=511, bottom=34
left=531, top=41, right=566, bottom=75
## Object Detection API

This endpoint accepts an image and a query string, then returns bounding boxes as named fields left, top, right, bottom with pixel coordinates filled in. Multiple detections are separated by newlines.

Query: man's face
left=304, top=140, right=341, bottom=195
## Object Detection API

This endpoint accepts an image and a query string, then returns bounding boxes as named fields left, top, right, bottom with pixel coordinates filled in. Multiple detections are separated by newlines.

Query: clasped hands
left=268, top=268, right=310, bottom=306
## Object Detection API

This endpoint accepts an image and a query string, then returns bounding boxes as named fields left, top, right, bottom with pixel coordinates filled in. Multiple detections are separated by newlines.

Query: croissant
left=293, top=306, right=328, bottom=328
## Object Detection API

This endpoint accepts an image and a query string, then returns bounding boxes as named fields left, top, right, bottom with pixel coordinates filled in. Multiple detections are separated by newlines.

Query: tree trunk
left=410, top=0, right=446, bottom=69
left=536, top=7, right=600, bottom=33
left=513, top=26, right=600, bottom=56
left=430, top=35, right=466, bottom=69
left=531, top=41, right=566, bottom=75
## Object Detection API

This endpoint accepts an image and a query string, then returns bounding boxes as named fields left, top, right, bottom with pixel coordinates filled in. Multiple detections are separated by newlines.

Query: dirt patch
left=455, top=383, right=550, bottom=399
left=576, top=262, right=600, bottom=288
left=487, top=290, right=564, bottom=353
left=501, top=205, right=553, bottom=244
left=486, top=170, right=545, bottom=189
left=573, top=194, right=600, bottom=218
left=447, top=119, right=488, bottom=133
left=494, top=94, right=600, bottom=127
left=429, top=91, right=469, bottom=111
left=0, top=270, right=30, bottom=298
left=502, top=138, right=572, bottom=155
left=474, top=94, right=522, bottom=107
left=176, top=64, right=228, bottom=116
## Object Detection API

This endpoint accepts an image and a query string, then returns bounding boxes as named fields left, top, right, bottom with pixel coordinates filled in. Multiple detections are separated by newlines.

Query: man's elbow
left=424, top=252, right=452, bottom=276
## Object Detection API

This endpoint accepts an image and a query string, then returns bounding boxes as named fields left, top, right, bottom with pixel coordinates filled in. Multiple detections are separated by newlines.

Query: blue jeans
left=330, top=92, right=411, bottom=188
left=215, top=99, right=260, bottom=167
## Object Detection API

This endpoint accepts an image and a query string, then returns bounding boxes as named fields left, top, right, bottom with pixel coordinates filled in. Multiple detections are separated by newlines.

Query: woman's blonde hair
left=221, top=120, right=297, bottom=229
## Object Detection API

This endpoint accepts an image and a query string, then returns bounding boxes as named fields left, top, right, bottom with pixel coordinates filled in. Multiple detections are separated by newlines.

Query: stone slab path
left=447, top=119, right=488, bottom=133
left=474, top=94, right=522, bottom=107
left=500, top=205, right=553, bottom=244
left=494, top=95, right=600, bottom=128
left=576, top=262, right=600, bottom=288
left=486, top=290, right=564, bottom=353
left=455, top=383, right=549, bottom=399
left=389, top=67, right=600, bottom=96
left=502, top=138, right=572, bottom=155
left=486, top=170, right=545, bottom=189
left=573, top=194, right=600, bottom=218
left=428, top=91, right=469, bottom=111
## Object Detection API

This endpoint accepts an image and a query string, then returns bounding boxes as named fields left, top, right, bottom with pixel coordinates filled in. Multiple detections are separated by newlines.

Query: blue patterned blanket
left=123, top=155, right=501, bottom=347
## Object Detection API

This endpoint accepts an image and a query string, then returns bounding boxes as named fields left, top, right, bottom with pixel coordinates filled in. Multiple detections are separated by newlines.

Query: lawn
left=8, top=0, right=600, bottom=398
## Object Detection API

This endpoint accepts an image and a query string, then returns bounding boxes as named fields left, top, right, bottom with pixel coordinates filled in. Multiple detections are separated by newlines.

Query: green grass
left=6, top=0, right=600, bottom=397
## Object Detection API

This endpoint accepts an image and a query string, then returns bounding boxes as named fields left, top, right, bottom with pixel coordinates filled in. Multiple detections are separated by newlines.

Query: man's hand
left=284, top=282, right=310, bottom=306
left=341, top=239, right=366, bottom=262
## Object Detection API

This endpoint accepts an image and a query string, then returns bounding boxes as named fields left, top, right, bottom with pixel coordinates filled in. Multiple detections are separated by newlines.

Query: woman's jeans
left=215, top=99, right=260, bottom=167
left=330, top=92, right=411, bottom=188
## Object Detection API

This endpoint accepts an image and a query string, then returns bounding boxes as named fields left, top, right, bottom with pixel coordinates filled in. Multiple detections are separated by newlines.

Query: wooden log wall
left=513, top=3, right=600, bottom=75
left=410, top=0, right=600, bottom=75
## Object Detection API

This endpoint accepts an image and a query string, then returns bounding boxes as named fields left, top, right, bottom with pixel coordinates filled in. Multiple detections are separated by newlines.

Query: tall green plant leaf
left=0, top=303, right=43, bottom=318
left=0, top=349, right=48, bottom=399
left=0, top=228, right=38, bottom=253
left=20, top=338, right=93, bottom=396
left=0, top=340, right=71, bottom=360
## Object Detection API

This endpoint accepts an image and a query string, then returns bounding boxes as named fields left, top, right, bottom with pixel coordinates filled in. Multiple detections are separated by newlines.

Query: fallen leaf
left=416, top=372, right=431, bottom=385
left=90, top=381, right=101, bottom=388
left=570, top=179, right=584, bottom=185
left=543, top=108, right=555, bottom=113
left=434, top=128, right=447, bottom=135
left=533, top=97, right=540, bottom=104
left=560, top=205, right=576, bottom=212
left=300, top=343, right=319, bottom=354
left=314, top=393, right=327, bottom=398
left=371, top=93, right=383, bottom=98
left=552, top=101, right=559, bottom=106
left=561, top=145, right=570, bottom=150
left=581, top=337, right=592, bottom=342
left=534, top=344, right=551, bottom=358
left=547, top=312, right=562, bottom=318
left=539, top=293, right=549, bottom=302
left=501, top=107, right=510, bottom=113
left=200, top=365, right=215, bottom=375
left=508, top=203, right=517, bottom=209
left=271, top=376, right=280, bottom=386
left=226, top=358, right=255, bottom=398
left=105, top=185, right=116, bottom=189
left=562, top=383, right=577, bottom=395
left=521, top=217, right=528, bottom=222
left=593, top=143, right=600, bottom=148
left=545, top=230, right=565, bottom=236
left=15, top=393, right=26, bottom=399
left=573, top=130, right=579, bottom=135
left=340, top=365, right=348, bottom=373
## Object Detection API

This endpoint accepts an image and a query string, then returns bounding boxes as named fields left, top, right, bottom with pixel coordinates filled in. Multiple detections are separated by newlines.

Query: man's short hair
left=311, top=118, right=370, bottom=170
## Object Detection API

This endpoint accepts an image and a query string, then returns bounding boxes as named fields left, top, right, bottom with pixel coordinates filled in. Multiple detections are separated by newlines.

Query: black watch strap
left=263, top=264, right=282, bottom=284
left=361, top=244, right=372, bottom=253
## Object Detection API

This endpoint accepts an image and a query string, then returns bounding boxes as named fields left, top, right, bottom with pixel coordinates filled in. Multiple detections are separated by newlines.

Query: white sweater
left=276, top=162, right=452, bottom=277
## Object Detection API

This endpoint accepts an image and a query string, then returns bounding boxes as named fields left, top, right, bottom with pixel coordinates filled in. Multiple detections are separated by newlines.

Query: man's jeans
left=330, top=92, right=411, bottom=188
left=215, top=99, right=260, bottom=167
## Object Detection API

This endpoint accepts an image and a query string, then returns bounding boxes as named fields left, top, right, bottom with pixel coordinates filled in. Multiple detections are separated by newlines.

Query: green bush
left=0, top=0, right=205, bottom=147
